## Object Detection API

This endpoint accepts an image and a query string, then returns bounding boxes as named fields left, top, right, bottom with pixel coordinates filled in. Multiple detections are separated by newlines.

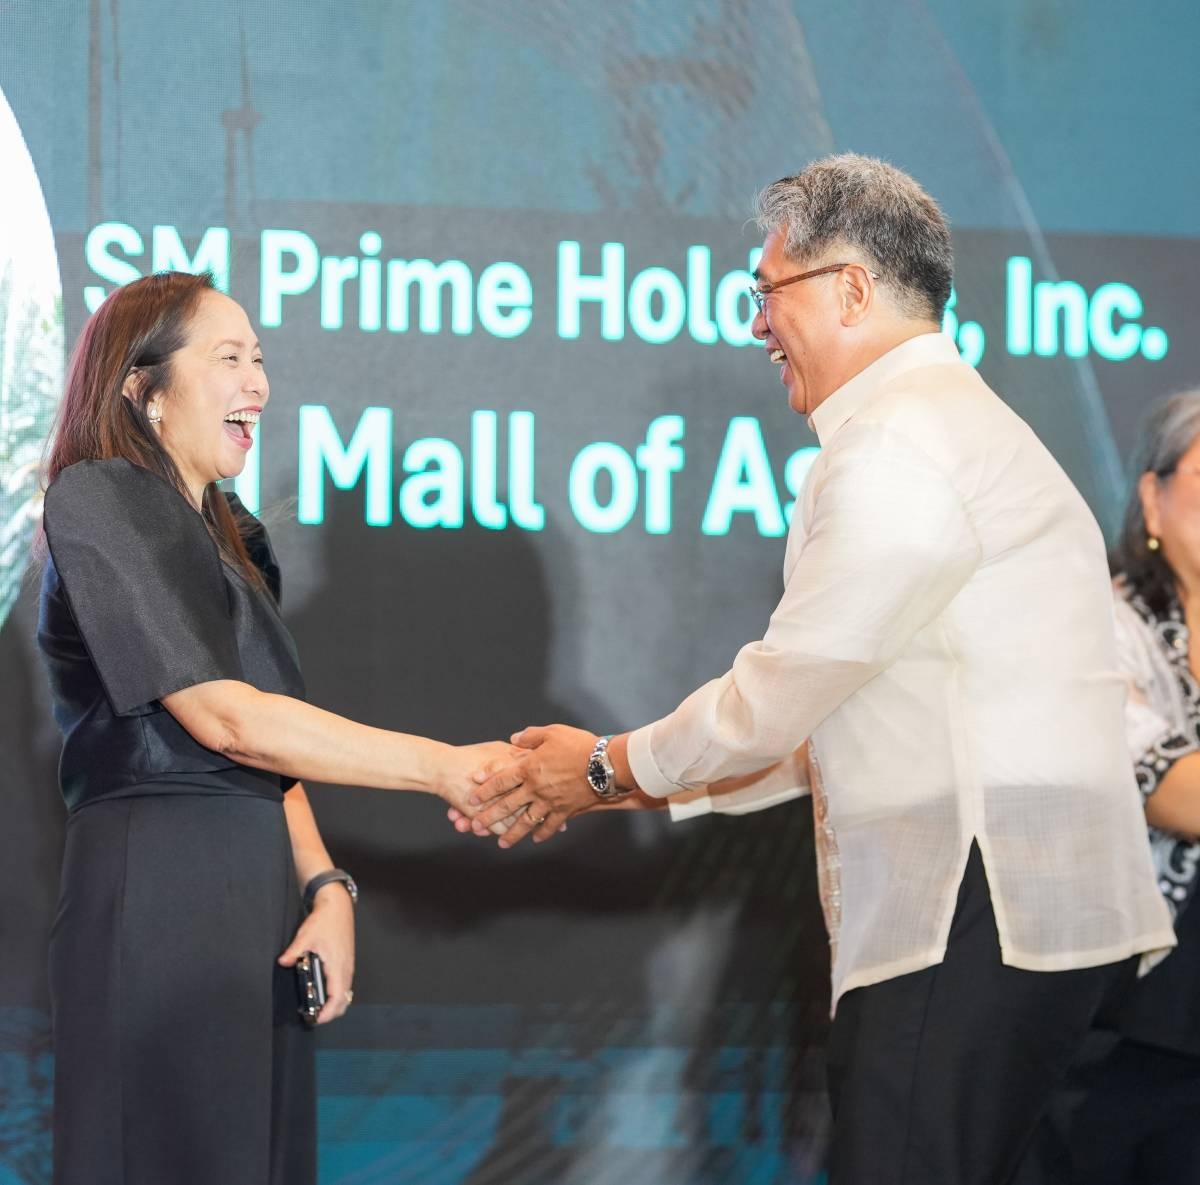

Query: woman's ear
left=1138, top=470, right=1163, bottom=540
left=121, top=367, right=145, bottom=404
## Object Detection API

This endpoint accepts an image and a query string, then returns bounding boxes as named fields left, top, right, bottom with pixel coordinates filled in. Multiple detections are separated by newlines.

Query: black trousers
left=825, top=843, right=1137, bottom=1185
left=1017, top=1037, right=1200, bottom=1185
left=1016, top=874, right=1200, bottom=1185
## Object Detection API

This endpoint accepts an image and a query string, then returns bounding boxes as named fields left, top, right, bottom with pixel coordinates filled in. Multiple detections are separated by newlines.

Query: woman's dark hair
left=1112, top=389, right=1200, bottom=617
left=41, top=271, right=266, bottom=592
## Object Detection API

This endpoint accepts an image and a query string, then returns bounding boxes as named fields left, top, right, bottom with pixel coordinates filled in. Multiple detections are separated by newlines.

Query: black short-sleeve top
left=38, top=458, right=306, bottom=812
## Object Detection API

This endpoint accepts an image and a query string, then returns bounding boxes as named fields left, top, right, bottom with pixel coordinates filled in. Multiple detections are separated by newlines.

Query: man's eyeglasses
left=749, top=262, right=878, bottom=313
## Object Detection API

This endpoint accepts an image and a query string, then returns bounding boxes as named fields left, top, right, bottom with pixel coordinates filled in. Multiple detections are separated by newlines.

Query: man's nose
left=752, top=308, right=768, bottom=340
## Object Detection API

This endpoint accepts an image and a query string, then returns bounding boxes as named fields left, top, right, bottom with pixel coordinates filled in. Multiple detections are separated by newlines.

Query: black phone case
left=295, top=951, right=326, bottom=1026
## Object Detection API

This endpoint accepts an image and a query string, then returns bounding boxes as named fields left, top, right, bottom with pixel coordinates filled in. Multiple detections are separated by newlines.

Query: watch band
left=303, top=868, right=358, bottom=910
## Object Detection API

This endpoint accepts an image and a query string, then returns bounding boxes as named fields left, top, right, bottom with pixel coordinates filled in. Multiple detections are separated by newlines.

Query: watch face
left=586, top=758, right=609, bottom=794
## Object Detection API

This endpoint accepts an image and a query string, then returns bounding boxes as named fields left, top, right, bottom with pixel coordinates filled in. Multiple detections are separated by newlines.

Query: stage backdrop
left=2, top=3, right=1198, bottom=1182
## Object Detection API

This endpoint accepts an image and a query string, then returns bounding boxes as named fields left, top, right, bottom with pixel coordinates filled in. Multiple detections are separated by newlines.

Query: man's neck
left=811, top=320, right=942, bottom=413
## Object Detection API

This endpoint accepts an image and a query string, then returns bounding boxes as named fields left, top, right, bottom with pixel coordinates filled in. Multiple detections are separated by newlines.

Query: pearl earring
left=1147, top=536, right=1161, bottom=552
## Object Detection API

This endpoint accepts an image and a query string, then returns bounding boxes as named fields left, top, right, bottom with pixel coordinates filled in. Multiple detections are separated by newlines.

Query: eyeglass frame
left=749, top=261, right=881, bottom=313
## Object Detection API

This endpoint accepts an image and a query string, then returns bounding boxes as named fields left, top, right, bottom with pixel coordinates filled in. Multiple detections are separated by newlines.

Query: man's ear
left=839, top=264, right=874, bottom=327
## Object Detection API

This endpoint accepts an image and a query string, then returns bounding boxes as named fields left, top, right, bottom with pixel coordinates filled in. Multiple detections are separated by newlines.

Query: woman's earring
left=147, top=404, right=162, bottom=424
left=1147, top=535, right=1161, bottom=552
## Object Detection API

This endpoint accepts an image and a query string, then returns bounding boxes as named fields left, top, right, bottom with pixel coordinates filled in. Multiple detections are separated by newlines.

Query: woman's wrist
left=302, top=868, right=358, bottom=910
left=388, top=734, right=454, bottom=794
left=310, top=882, right=356, bottom=909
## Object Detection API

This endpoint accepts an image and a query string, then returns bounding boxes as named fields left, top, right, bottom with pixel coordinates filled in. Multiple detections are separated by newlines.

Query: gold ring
left=527, top=813, right=548, bottom=826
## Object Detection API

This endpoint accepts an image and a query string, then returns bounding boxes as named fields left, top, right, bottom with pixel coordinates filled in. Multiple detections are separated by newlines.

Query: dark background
left=1, top=3, right=1198, bottom=1181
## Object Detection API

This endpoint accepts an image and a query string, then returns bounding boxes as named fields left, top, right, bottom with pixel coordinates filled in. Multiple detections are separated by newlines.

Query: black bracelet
left=303, top=869, right=358, bottom=911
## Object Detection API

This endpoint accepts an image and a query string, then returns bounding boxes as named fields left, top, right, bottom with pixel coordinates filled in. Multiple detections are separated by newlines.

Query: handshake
left=439, top=724, right=660, bottom=849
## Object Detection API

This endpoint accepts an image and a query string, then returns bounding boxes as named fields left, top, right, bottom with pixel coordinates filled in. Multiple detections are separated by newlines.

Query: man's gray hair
left=755, top=153, right=953, bottom=322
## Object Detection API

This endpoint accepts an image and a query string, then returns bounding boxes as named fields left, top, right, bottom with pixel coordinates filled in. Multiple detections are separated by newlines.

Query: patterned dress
left=1117, top=583, right=1200, bottom=919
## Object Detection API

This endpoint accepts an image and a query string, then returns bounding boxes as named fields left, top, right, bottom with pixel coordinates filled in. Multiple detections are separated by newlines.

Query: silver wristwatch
left=586, top=735, right=626, bottom=800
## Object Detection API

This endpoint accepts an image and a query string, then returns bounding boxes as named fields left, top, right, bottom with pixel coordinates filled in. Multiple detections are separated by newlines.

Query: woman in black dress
left=38, top=271, right=508, bottom=1185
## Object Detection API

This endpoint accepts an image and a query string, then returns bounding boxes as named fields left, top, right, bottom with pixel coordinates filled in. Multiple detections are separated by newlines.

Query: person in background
left=1050, top=390, right=1200, bottom=1183
left=38, top=271, right=506, bottom=1185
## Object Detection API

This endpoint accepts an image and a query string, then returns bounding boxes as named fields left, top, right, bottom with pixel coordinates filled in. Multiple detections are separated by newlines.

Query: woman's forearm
left=1145, top=750, right=1200, bottom=839
left=162, top=679, right=455, bottom=794
left=280, top=780, right=356, bottom=1021
left=283, top=782, right=337, bottom=890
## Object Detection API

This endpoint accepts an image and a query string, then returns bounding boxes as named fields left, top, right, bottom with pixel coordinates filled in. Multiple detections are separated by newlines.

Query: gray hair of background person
left=1113, top=388, right=1200, bottom=616
left=755, top=153, right=953, bottom=323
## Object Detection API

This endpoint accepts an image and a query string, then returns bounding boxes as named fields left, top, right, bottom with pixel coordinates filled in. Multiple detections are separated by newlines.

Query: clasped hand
left=448, top=724, right=603, bottom=849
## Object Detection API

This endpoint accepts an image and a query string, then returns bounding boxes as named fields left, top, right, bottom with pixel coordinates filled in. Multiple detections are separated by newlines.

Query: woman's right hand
left=433, top=741, right=524, bottom=832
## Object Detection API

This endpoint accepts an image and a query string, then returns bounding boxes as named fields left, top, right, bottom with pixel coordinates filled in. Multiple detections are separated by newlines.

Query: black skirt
left=49, top=790, right=316, bottom=1185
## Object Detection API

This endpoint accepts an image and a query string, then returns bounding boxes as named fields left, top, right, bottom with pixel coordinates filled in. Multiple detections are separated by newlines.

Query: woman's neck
left=1178, top=573, right=1200, bottom=619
